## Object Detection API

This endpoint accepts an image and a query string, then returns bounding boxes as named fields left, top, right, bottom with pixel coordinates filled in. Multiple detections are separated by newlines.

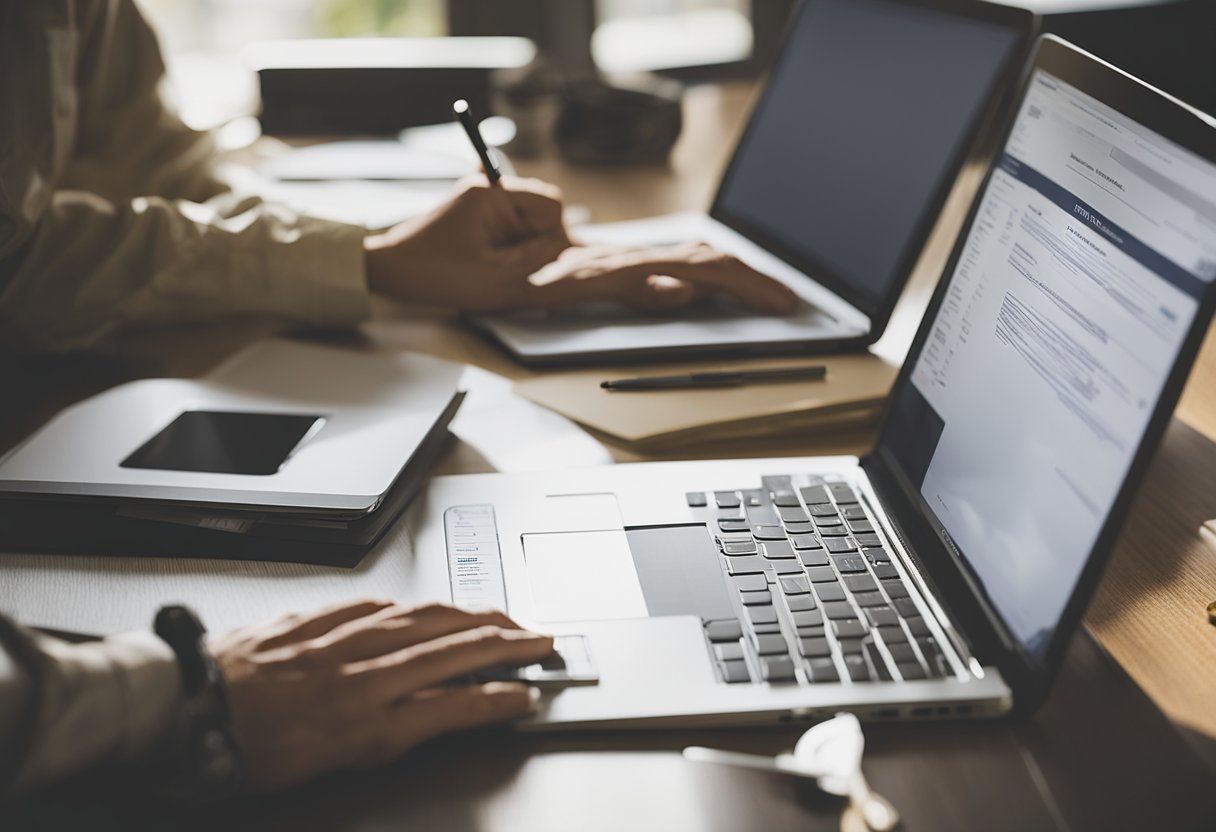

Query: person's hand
left=363, top=177, right=798, bottom=315
left=364, top=175, right=572, bottom=309
left=210, top=599, right=554, bottom=791
left=523, top=243, right=799, bottom=314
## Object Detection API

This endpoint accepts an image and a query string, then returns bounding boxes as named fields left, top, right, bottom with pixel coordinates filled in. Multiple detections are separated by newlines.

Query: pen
left=453, top=99, right=502, bottom=185
left=600, top=366, right=828, bottom=391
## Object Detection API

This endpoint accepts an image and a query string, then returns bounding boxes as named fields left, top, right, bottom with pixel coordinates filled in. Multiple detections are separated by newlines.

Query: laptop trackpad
left=522, top=524, right=735, bottom=624
left=523, top=530, right=649, bottom=622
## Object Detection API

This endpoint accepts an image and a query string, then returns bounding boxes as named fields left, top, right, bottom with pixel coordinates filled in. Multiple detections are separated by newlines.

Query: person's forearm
left=0, top=616, right=184, bottom=796
left=0, top=189, right=370, bottom=351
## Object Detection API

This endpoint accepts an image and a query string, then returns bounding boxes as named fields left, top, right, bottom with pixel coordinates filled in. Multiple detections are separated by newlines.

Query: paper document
left=261, top=138, right=476, bottom=182
left=514, top=354, right=897, bottom=449
left=221, top=163, right=455, bottom=229
left=450, top=366, right=613, bottom=472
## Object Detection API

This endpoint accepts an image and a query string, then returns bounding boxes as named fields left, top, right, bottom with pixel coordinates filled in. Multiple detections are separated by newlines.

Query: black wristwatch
left=154, top=605, right=244, bottom=801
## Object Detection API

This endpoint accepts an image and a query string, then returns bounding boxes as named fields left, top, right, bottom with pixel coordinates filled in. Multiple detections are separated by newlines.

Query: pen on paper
left=601, top=366, right=828, bottom=391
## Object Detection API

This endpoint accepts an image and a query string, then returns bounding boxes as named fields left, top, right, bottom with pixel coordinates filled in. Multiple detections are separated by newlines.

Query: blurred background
left=139, top=0, right=762, bottom=73
left=136, top=0, right=1215, bottom=167
left=140, top=0, right=759, bottom=69
left=137, top=0, right=796, bottom=130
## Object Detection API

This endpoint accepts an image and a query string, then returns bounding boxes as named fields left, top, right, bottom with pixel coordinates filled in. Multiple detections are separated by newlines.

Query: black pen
left=601, top=366, right=827, bottom=391
left=453, top=99, right=502, bottom=185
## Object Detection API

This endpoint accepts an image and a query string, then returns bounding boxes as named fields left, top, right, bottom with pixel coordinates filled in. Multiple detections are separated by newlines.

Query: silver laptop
left=469, top=0, right=1036, bottom=366
left=0, top=340, right=465, bottom=565
left=409, top=37, right=1216, bottom=728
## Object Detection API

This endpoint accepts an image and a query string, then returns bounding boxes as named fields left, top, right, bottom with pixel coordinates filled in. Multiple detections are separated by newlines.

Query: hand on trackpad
left=526, top=243, right=800, bottom=316
left=465, top=635, right=599, bottom=688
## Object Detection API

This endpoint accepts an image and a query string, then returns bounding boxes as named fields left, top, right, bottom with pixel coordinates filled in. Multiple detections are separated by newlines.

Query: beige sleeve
left=0, top=189, right=370, bottom=351
left=62, top=0, right=228, bottom=205
left=0, top=0, right=371, bottom=351
left=0, top=618, right=183, bottom=796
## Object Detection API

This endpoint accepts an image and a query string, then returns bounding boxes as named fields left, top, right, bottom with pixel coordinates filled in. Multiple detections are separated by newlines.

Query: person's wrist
left=154, top=606, right=244, bottom=801
left=362, top=233, right=393, bottom=296
left=363, top=231, right=428, bottom=303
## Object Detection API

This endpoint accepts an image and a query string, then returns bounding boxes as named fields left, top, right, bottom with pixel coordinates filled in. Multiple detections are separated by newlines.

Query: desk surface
left=2, top=83, right=1215, bottom=828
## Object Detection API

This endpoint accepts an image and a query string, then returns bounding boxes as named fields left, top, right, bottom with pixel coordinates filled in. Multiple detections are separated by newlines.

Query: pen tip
left=453, top=99, right=469, bottom=115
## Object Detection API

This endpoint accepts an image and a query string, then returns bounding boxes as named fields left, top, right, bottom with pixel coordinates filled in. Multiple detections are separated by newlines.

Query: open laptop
left=469, top=0, right=1036, bottom=365
left=405, top=36, right=1216, bottom=726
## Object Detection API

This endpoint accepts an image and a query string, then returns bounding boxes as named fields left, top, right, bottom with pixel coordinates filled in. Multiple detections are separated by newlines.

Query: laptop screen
left=881, top=68, right=1216, bottom=656
left=713, top=0, right=1025, bottom=318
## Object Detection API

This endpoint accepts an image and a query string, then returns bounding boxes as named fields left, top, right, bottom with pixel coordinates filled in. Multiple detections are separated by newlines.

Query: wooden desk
left=3, top=83, right=1215, bottom=829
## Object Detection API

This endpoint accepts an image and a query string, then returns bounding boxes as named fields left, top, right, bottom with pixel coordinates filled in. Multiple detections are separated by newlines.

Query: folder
left=514, top=354, right=898, bottom=450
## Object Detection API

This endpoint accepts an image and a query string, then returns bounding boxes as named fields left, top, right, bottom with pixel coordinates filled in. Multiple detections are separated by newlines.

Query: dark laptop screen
left=714, top=0, right=1023, bottom=317
left=880, top=68, right=1216, bottom=656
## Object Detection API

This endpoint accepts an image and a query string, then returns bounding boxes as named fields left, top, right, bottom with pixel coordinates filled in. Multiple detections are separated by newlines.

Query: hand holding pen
left=360, top=100, right=797, bottom=315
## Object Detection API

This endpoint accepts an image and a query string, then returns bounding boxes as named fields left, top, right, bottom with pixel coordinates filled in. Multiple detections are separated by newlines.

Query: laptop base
left=0, top=395, right=462, bottom=569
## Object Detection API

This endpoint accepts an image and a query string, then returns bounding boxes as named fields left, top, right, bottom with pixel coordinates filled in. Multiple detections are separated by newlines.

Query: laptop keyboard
left=688, top=475, right=954, bottom=685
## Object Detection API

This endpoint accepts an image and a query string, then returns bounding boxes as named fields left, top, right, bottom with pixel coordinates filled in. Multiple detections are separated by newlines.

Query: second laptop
left=471, top=0, right=1037, bottom=365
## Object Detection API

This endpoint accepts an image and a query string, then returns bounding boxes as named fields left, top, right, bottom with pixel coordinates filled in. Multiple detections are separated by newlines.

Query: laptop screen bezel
left=863, top=35, right=1216, bottom=712
left=708, top=0, right=1036, bottom=344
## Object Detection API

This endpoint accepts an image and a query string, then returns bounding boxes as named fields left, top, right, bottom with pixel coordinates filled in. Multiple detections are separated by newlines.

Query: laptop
left=405, top=36, right=1216, bottom=727
left=0, top=340, right=465, bottom=566
left=469, top=0, right=1037, bottom=366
